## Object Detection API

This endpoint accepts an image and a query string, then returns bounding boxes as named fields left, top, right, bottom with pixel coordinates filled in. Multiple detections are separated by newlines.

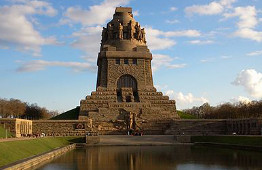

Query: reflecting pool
left=38, top=145, right=262, bottom=170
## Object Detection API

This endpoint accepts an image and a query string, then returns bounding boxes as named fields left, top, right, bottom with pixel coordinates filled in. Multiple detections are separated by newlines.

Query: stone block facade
left=32, top=120, right=92, bottom=136
left=165, top=119, right=262, bottom=136
left=0, top=118, right=32, bottom=137
left=1, top=118, right=260, bottom=137
left=165, top=119, right=227, bottom=135
left=226, top=119, right=262, bottom=135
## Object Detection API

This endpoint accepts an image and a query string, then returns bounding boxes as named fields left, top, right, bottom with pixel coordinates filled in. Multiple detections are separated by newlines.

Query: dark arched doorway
left=117, top=74, right=137, bottom=90
left=117, top=74, right=139, bottom=102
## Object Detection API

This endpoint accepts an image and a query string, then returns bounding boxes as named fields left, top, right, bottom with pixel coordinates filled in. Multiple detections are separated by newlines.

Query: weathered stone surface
left=226, top=119, right=262, bottom=135
left=0, top=118, right=32, bottom=137
left=165, top=120, right=227, bottom=135
left=79, top=7, right=179, bottom=134
left=32, top=120, right=92, bottom=136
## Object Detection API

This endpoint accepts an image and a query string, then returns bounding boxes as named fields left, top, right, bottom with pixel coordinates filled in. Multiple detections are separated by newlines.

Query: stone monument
left=79, top=7, right=179, bottom=134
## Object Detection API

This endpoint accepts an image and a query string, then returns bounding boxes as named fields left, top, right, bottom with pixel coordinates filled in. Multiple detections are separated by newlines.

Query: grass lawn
left=0, top=137, right=84, bottom=167
left=177, top=110, right=198, bottom=119
left=0, top=126, right=13, bottom=139
left=50, top=107, right=79, bottom=120
left=191, top=136, right=262, bottom=147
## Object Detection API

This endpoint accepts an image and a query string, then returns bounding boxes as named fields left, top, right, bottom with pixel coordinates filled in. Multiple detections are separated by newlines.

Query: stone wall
left=226, top=119, right=262, bottom=135
left=30, top=118, right=262, bottom=136
left=165, top=119, right=262, bottom=136
left=32, top=120, right=92, bottom=136
left=165, top=119, right=227, bottom=135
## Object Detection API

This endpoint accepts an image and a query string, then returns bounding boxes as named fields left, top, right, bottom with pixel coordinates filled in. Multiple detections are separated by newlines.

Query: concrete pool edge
left=194, top=142, right=262, bottom=152
left=85, top=135, right=191, bottom=146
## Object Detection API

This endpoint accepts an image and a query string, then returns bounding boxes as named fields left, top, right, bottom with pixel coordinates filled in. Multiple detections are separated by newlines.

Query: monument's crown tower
left=80, top=7, right=179, bottom=134
left=97, top=7, right=153, bottom=92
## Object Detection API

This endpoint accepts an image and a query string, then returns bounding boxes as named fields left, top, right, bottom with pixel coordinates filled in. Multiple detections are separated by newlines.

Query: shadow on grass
left=68, top=137, right=85, bottom=143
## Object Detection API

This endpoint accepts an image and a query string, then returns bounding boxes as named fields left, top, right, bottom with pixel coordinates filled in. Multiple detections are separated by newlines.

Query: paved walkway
left=0, top=137, right=35, bottom=143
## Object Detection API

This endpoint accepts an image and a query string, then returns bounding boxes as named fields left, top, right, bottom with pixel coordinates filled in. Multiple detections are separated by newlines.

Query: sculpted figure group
left=102, top=20, right=146, bottom=43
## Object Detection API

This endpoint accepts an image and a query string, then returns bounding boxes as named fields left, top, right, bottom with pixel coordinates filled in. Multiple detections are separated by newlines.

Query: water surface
left=38, top=145, right=262, bottom=170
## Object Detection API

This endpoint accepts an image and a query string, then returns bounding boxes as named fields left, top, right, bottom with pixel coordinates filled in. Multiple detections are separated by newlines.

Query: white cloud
left=185, top=1, right=262, bottom=42
left=61, top=0, right=129, bottom=26
left=185, top=2, right=223, bottom=16
left=17, top=60, right=96, bottom=72
left=133, top=10, right=139, bottom=16
left=170, top=7, right=177, bottom=11
left=146, top=33, right=176, bottom=51
left=232, top=69, right=262, bottom=98
left=177, top=92, right=209, bottom=104
left=166, top=19, right=179, bottom=24
left=224, top=6, right=257, bottom=28
left=185, top=0, right=236, bottom=16
left=234, top=28, right=262, bottom=42
left=188, top=40, right=214, bottom=45
left=164, top=30, right=201, bottom=37
left=246, top=50, right=262, bottom=56
left=200, top=58, right=215, bottom=63
left=0, top=0, right=58, bottom=56
left=167, top=64, right=187, bottom=69
left=220, top=55, right=232, bottom=59
left=231, top=96, right=251, bottom=104
left=146, top=27, right=200, bottom=50
left=219, top=0, right=237, bottom=7
left=165, top=90, right=209, bottom=109
left=71, top=26, right=103, bottom=62
left=237, top=96, right=251, bottom=103
left=152, top=54, right=186, bottom=71
left=224, top=6, right=262, bottom=42
left=200, top=59, right=209, bottom=63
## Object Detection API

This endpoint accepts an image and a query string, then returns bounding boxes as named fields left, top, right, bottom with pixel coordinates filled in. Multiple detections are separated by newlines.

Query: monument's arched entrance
left=117, top=74, right=137, bottom=90
left=117, top=74, right=139, bottom=102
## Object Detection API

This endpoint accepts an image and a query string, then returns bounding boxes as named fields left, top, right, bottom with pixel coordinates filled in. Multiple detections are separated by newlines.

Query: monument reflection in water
left=39, top=145, right=262, bottom=170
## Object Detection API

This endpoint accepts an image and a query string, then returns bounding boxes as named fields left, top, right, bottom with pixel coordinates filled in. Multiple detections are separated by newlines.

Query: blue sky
left=0, top=0, right=262, bottom=113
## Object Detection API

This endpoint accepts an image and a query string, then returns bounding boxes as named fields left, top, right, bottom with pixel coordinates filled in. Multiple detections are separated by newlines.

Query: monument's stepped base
left=80, top=88, right=179, bottom=123
left=93, top=119, right=174, bottom=135
left=80, top=88, right=179, bottom=134
left=86, top=135, right=179, bottom=146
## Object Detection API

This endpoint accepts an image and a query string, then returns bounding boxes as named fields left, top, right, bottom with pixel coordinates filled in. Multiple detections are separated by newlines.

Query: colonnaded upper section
left=100, top=7, right=147, bottom=51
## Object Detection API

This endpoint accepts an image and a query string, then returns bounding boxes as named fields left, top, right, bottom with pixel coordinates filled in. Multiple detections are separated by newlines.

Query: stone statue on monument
left=141, top=28, right=146, bottom=43
left=102, top=27, right=108, bottom=42
left=119, top=23, right=123, bottom=39
left=107, top=23, right=113, bottom=39
left=135, top=23, right=142, bottom=40
left=128, top=20, right=134, bottom=39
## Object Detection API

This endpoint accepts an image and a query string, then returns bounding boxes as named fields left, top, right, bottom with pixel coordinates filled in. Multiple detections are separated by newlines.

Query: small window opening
left=124, top=59, right=129, bottom=64
left=123, top=32, right=128, bottom=39
left=116, top=59, right=120, bottom=64
left=126, top=96, right=131, bottom=102
left=133, top=59, right=137, bottom=65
